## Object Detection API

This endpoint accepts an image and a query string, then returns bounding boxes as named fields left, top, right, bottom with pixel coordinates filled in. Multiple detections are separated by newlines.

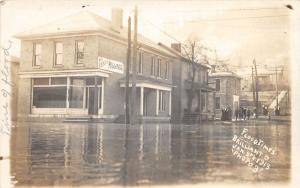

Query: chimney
left=171, top=43, right=181, bottom=53
left=211, top=65, right=216, bottom=73
left=111, top=8, right=123, bottom=32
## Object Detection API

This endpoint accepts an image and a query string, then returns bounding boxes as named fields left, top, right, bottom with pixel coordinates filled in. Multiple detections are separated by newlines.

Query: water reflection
left=10, top=121, right=290, bottom=186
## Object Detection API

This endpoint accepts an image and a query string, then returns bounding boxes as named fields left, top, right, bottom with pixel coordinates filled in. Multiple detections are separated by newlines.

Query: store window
left=33, top=43, right=42, bottom=66
left=69, top=78, right=85, bottom=108
left=32, top=77, right=67, bottom=108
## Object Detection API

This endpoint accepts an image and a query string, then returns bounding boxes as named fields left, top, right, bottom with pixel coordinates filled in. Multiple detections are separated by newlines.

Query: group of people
left=221, top=107, right=232, bottom=121
left=234, top=107, right=251, bottom=121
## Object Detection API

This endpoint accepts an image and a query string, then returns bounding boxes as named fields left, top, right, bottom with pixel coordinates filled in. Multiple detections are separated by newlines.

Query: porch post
left=94, top=76, right=98, bottom=115
left=169, top=91, right=172, bottom=116
left=140, top=87, right=144, bottom=115
left=66, top=77, right=70, bottom=110
left=156, top=89, right=159, bottom=115
left=99, top=78, right=104, bottom=114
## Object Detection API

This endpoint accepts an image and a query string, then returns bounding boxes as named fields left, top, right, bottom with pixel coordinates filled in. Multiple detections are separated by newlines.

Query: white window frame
left=75, top=40, right=84, bottom=64
left=151, top=56, right=155, bottom=76
left=159, top=90, right=166, bottom=112
left=157, top=58, right=162, bottom=78
left=165, top=61, right=169, bottom=79
left=33, top=43, right=42, bottom=67
left=54, top=42, right=63, bottom=66
left=138, top=51, right=143, bottom=74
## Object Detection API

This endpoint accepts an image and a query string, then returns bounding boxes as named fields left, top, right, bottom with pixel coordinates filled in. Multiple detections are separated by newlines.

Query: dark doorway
left=88, top=87, right=98, bottom=115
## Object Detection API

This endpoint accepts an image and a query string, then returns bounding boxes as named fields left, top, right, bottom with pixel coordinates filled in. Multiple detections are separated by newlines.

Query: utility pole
left=251, top=67, right=256, bottom=108
left=275, top=66, right=279, bottom=109
left=253, top=59, right=259, bottom=116
left=125, top=17, right=131, bottom=124
left=131, top=6, right=138, bottom=125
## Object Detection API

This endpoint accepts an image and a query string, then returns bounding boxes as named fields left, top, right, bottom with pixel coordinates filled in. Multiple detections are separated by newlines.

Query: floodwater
left=9, top=120, right=290, bottom=186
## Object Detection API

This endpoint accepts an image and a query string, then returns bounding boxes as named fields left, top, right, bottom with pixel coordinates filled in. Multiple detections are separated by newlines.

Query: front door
left=88, top=87, right=98, bottom=115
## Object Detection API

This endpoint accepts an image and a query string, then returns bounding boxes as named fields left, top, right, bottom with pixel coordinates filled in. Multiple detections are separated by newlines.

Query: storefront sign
left=98, top=57, right=124, bottom=74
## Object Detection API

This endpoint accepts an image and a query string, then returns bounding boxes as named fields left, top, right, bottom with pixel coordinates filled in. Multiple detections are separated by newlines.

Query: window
left=216, top=79, right=221, bottom=91
left=159, top=90, right=166, bottom=111
left=215, top=97, right=220, bottom=109
left=138, top=51, right=143, bottom=74
left=201, top=93, right=206, bottom=110
left=69, top=78, right=85, bottom=108
left=32, top=77, right=67, bottom=108
left=54, top=42, right=63, bottom=66
left=151, top=56, right=155, bottom=76
left=165, top=61, right=169, bottom=79
left=75, top=41, right=84, bottom=64
left=33, top=43, right=42, bottom=66
left=157, top=59, right=162, bottom=78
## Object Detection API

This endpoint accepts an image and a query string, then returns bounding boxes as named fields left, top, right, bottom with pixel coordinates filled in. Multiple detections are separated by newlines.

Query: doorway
left=88, top=87, right=98, bottom=115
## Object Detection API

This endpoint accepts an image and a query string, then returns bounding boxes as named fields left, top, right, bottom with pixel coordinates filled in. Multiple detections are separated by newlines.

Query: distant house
left=159, top=43, right=214, bottom=123
left=15, top=9, right=177, bottom=123
left=208, top=69, right=241, bottom=119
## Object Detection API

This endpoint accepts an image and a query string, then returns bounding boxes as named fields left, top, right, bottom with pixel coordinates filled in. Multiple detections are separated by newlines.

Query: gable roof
left=15, top=10, right=176, bottom=58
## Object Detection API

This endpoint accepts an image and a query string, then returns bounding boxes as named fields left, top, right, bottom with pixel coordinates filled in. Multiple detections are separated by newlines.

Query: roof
left=209, top=71, right=241, bottom=79
left=15, top=11, right=176, bottom=58
left=119, top=74, right=172, bottom=87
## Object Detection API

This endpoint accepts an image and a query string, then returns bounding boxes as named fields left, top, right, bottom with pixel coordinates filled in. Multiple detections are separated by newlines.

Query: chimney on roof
left=111, top=8, right=123, bottom=32
left=171, top=43, right=181, bottom=53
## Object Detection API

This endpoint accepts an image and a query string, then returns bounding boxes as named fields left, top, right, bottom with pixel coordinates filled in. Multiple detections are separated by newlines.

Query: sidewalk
left=256, top=115, right=291, bottom=123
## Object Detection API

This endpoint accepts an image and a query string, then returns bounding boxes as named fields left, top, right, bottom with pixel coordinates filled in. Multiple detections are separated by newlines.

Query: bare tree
left=181, top=37, right=208, bottom=122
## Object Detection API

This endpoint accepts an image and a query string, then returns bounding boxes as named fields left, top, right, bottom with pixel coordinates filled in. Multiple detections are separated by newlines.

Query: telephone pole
left=131, top=6, right=138, bottom=125
left=125, top=17, right=131, bottom=124
left=275, top=66, right=279, bottom=109
left=251, top=67, right=256, bottom=108
left=253, top=59, right=259, bottom=116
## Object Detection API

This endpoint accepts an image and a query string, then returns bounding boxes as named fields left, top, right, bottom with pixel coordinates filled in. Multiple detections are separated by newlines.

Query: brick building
left=208, top=71, right=241, bottom=120
left=15, top=9, right=177, bottom=123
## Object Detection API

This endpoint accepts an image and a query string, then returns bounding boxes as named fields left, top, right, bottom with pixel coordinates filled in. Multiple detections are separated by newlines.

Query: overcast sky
left=0, top=0, right=295, bottom=68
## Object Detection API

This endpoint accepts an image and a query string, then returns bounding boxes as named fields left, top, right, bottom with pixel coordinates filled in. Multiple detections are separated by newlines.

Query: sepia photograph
left=0, top=0, right=299, bottom=187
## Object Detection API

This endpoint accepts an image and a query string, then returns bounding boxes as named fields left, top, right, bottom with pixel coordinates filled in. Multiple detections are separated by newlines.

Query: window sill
left=74, top=63, right=85, bottom=67
left=53, top=65, right=63, bottom=68
left=32, top=66, right=42, bottom=69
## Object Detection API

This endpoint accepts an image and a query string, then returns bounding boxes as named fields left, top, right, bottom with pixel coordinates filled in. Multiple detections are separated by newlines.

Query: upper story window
left=138, top=51, right=143, bottom=74
left=75, top=41, right=84, bottom=64
left=216, top=79, right=221, bottom=91
left=33, top=43, right=42, bottom=66
left=151, top=56, right=155, bottom=76
left=197, top=70, right=201, bottom=82
left=165, top=61, right=169, bottom=79
left=157, top=58, right=162, bottom=78
left=54, top=42, right=63, bottom=66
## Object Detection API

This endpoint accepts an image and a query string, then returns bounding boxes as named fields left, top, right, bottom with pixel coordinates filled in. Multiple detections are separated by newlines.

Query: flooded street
left=10, top=120, right=290, bottom=186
